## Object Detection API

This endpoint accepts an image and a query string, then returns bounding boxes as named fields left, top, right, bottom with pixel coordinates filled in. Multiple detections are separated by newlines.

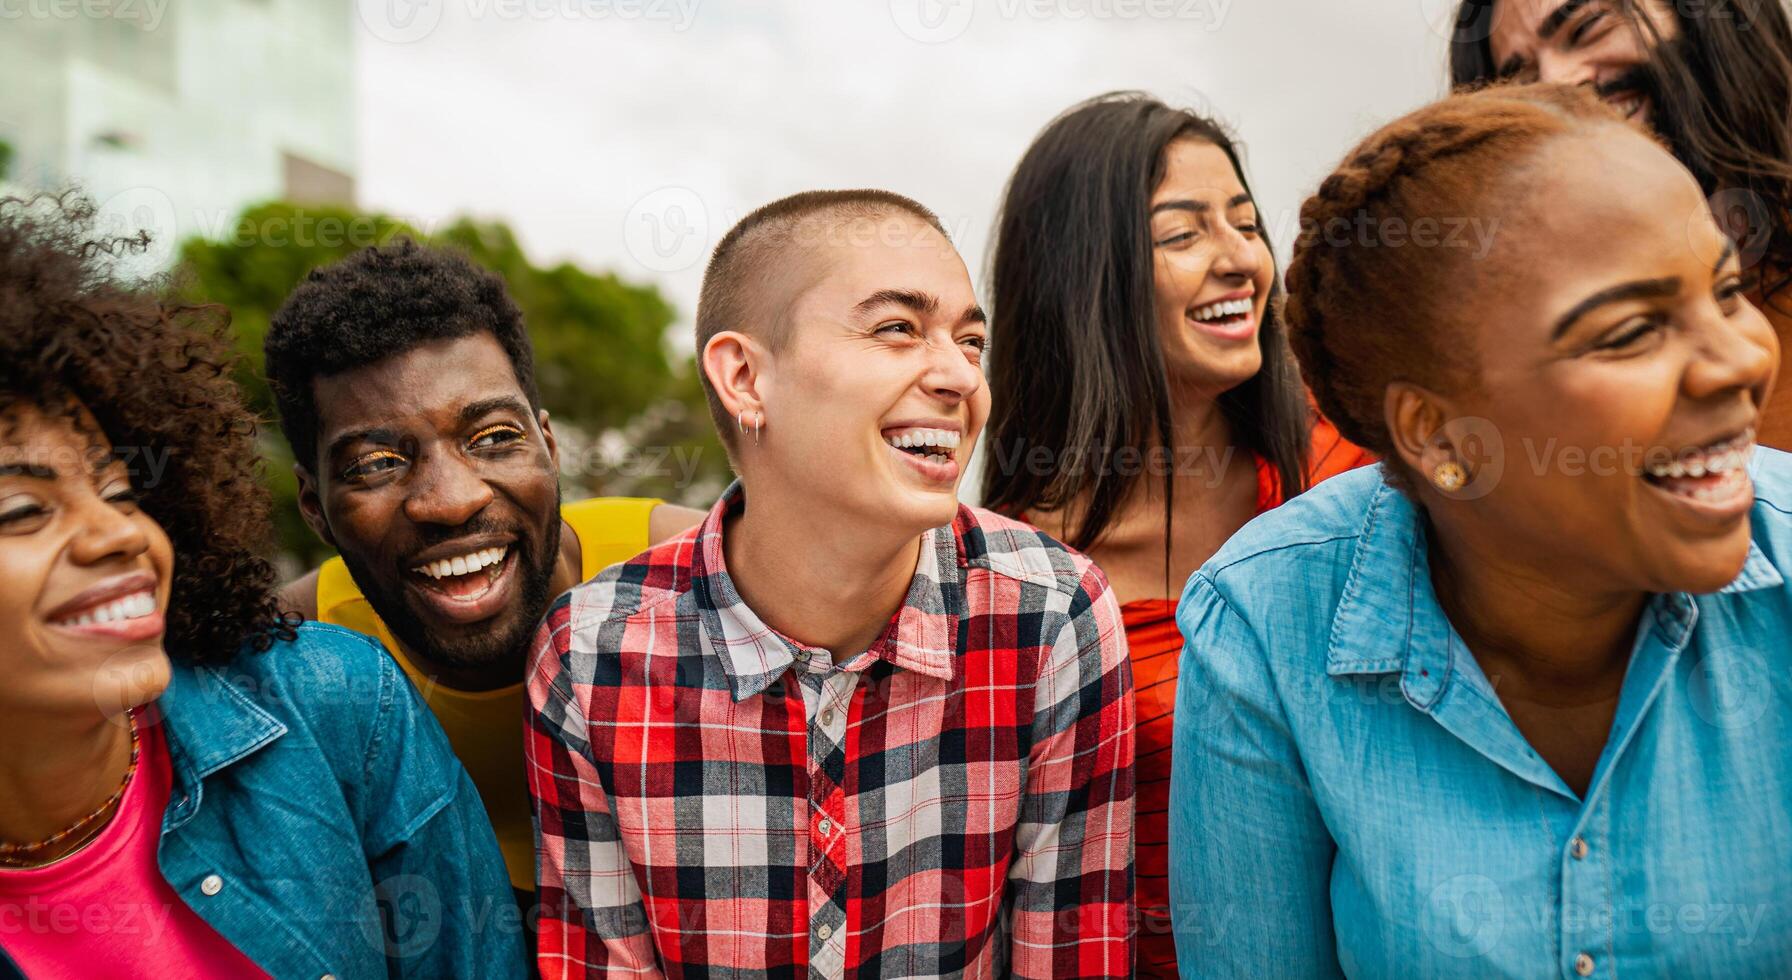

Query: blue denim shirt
left=1170, top=452, right=1792, bottom=979
left=5, top=622, right=527, bottom=980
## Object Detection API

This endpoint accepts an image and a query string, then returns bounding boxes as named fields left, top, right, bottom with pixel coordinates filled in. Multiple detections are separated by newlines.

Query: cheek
left=1153, top=252, right=1212, bottom=313
left=0, top=543, right=55, bottom=644
left=142, top=517, right=175, bottom=602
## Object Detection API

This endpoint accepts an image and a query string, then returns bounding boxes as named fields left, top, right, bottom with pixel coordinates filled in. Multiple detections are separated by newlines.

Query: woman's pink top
left=0, top=719, right=269, bottom=979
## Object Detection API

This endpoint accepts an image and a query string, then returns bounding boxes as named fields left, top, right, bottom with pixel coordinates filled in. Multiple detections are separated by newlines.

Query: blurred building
left=0, top=0, right=355, bottom=267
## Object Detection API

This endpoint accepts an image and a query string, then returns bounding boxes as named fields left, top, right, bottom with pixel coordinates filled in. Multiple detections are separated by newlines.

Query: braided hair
left=1283, top=83, right=1631, bottom=486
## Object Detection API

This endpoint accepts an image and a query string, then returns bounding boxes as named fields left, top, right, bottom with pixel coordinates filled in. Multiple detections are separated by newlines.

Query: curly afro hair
left=264, top=239, right=540, bottom=471
left=0, top=192, right=295, bottom=664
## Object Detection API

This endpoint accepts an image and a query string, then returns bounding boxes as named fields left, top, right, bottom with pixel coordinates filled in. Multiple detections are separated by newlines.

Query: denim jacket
left=1171, top=452, right=1792, bottom=978
left=4, top=622, right=526, bottom=980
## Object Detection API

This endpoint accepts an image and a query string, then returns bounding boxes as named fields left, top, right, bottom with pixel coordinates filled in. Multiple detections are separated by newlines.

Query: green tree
left=174, top=201, right=728, bottom=569
left=0, top=138, right=14, bottom=181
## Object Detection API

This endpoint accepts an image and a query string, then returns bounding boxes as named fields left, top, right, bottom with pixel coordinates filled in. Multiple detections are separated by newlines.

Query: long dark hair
left=1450, top=0, right=1792, bottom=291
left=980, top=92, right=1310, bottom=554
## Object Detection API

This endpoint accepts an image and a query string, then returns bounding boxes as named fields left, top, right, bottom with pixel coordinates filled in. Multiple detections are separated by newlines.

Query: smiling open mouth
left=885, top=427, right=960, bottom=465
left=1642, top=428, right=1755, bottom=508
left=411, top=545, right=512, bottom=602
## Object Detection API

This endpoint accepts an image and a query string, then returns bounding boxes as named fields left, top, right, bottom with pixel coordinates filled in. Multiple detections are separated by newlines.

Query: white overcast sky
left=353, top=0, right=1459, bottom=338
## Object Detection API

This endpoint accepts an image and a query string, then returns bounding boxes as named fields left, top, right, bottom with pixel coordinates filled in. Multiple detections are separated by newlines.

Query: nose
left=1210, top=223, right=1265, bottom=284
left=921, top=332, right=985, bottom=405
left=402, top=449, right=496, bottom=527
left=1683, top=307, right=1779, bottom=407
left=67, top=488, right=152, bottom=568
left=1533, top=49, right=1599, bottom=87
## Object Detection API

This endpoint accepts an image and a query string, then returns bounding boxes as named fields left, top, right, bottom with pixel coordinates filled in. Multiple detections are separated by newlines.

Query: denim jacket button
left=1569, top=836, right=1589, bottom=860
left=200, top=874, right=223, bottom=896
left=1575, top=952, right=1595, bottom=976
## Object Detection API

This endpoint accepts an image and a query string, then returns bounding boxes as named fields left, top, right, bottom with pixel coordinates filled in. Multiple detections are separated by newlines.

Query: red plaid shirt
left=526, top=481, right=1135, bottom=978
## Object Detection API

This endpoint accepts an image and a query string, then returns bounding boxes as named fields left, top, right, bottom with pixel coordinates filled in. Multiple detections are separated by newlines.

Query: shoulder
left=1178, top=464, right=1384, bottom=645
left=955, top=504, right=1109, bottom=602
left=199, top=621, right=400, bottom=713
left=276, top=567, right=321, bottom=620
left=1749, top=447, right=1792, bottom=563
left=163, top=622, right=415, bottom=782
left=559, top=525, right=702, bottom=632
left=1203, top=463, right=1383, bottom=582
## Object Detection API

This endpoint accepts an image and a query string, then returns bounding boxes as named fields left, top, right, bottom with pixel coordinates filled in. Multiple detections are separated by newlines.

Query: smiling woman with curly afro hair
left=0, top=193, right=292, bottom=664
left=0, top=193, right=524, bottom=976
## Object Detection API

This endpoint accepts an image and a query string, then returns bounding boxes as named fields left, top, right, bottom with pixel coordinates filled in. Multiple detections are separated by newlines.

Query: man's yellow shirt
left=314, top=497, right=660, bottom=890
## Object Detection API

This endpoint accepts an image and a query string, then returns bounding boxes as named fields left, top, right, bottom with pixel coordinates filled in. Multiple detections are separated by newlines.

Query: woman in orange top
left=980, top=92, right=1371, bottom=977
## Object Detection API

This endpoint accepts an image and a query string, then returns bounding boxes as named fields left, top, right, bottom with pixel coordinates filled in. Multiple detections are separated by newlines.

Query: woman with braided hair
left=979, top=92, right=1371, bottom=977
left=1168, top=83, right=1792, bottom=976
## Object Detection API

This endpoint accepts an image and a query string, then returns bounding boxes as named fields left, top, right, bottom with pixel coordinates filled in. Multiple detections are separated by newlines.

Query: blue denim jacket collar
left=1326, top=481, right=1783, bottom=685
left=1323, top=480, right=1783, bottom=802
left=156, top=660, right=288, bottom=833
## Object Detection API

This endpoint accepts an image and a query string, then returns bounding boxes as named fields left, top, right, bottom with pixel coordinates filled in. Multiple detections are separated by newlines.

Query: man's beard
left=341, top=511, right=563, bottom=678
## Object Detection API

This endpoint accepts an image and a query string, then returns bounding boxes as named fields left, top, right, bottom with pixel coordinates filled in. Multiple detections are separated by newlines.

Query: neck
left=549, top=515, right=583, bottom=599
left=0, top=708, right=134, bottom=850
left=726, top=481, right=924, bottom=663
left=1426, top=511, right=1645, bottom=695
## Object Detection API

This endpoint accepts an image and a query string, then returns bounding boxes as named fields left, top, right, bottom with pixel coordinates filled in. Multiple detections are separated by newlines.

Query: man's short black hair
left=265, top=239, right=540, bottom=470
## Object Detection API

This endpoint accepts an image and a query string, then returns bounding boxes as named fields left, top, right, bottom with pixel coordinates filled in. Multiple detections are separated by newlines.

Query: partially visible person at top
left=527, top=189, right=1136, bottom=978
left=1450, top=0, right=1792, bottom=447
left=262, top=241, right=704, bottom=918
left=978, top=92, right=1372, bottom=976
left=0, top=193, right=522, bottom=979
left=1171, top=83, right=1790, bottom=976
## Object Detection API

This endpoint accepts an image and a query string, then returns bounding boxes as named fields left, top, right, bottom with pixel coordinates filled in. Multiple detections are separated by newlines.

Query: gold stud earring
left=1432, top=461, right=1467, bottom=492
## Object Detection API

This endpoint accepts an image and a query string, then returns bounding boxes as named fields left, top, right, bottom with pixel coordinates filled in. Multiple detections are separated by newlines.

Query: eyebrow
left=1550, top=240, right=1739, bottom=341
left=0, top=463, right=57, bottom=480
left=854, top=289, right=987, bottom=326
left=1150, top=193, right=1254, bottom=217
left=1497, top=0, right=1594, bottom=75
left=323, top=396, right=534, bottom=465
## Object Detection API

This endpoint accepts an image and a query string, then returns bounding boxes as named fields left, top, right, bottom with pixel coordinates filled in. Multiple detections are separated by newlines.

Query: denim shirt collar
left=1325, top=480, right=1784, bottom=694
left=155, top=657, right=288, bottom=832
left=693, top=480, right=959, bottom=702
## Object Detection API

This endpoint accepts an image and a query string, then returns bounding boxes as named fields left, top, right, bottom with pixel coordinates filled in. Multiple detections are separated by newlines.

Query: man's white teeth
left=1192, top=297, right=1253, bottom=322
left=58, top=590, right=156, bottom=628
left=415, top=546, right=509, bottom=580
left=1645, top=429, right=1756, bottom=480
left=886, top=428, right=961, bottom=451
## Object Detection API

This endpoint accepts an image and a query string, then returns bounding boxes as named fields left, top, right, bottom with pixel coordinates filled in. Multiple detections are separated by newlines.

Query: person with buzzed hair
left=525, top=189, right=1137, bottom=978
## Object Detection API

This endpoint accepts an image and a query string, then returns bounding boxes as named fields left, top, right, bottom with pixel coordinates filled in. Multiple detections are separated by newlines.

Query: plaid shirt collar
left=692, top=480, right=959, bottom=701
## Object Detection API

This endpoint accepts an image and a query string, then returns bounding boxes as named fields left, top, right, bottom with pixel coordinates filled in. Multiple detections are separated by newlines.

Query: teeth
left=1192, top=297, right=1254, bottom=322
left=885, top=428, right=961, bottom=452
left=1645, top=428, right=1756, bottom=480
left=58, top=590, right=156, bottom=628
left=414, top=546, right=509, bottom=580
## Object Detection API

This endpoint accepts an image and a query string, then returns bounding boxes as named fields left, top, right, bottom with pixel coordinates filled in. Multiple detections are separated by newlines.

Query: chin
left=89, top=646, right=172, bottom=717
left=1671, top=536, right=1757, bottom=595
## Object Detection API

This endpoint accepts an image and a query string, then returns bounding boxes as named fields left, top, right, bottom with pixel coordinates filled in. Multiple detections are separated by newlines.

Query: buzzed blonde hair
left=695, top=189, right=950, bottom=452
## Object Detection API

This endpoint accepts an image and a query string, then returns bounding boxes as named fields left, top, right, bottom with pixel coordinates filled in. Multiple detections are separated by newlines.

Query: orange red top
left=1121, top=416, right=1372, bottom=978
